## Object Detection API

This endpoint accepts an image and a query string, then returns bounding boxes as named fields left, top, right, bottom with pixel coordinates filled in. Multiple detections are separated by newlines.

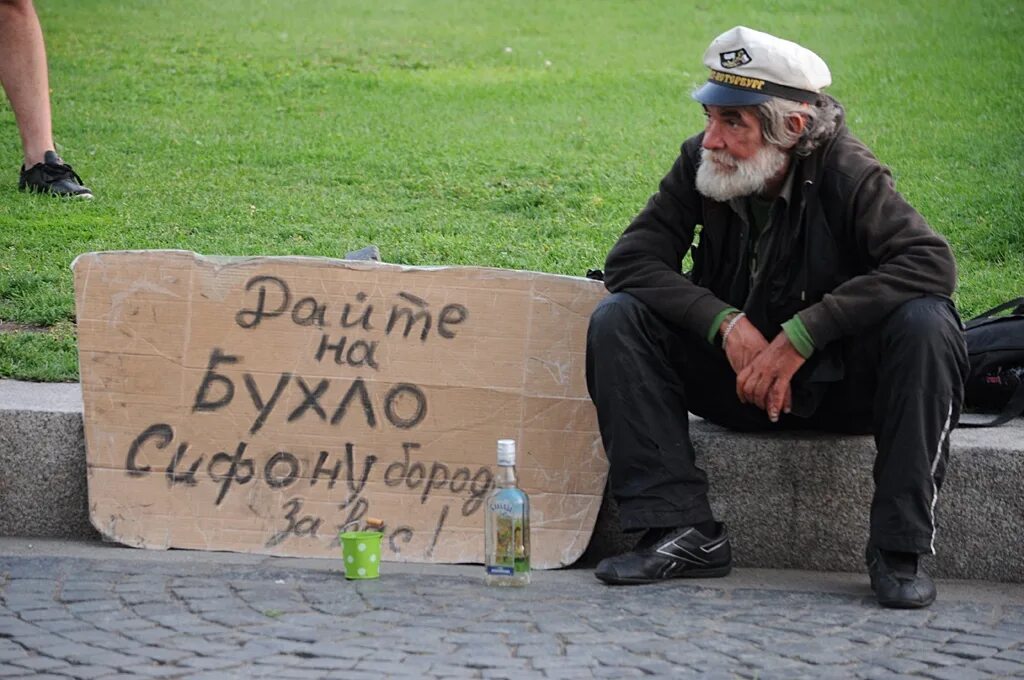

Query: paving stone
left=663, top=649, right=745, bottom=668
left=0, top=617, right=44, bottom=638
left=952, top=633, right=1019, bottom=649
left=2, top=578, right=55, bottom=592
left=58, top=592, right=111, bottom=604
left=928, top=620, right=986, bottom=634
left=514, top=643, right=562, bottom=658
left=9, top=655, right=72, bottom=672
left=197, top=611, right=269, bottom=628
left=353, top=660, right=427, bottom=674
left=972, top=656, right=1024, bottom=675
left=125, top=666, right=191, bottom=678
left=162, top=637, right=237, bottom=655
left=531, top=654, right=599, bottom=670
left=534, top=619, right=597, bottom=635
left=994, top=649, right=1024, bottom=664
left=187, top=625, right=234, bottom=636
left=90, top=617, right=155, bottom=634
left=847, top=631, right=896, bottom=646
left=859, top=671, right=928, bottom=680
left=18, top=608, right=72, bottom=623
left=112, top=581, right=156, bottom=593
left=802, top=667, right=865, bottom=680
left=481, top=671, right=534, bottom=680
left=265, top=671, right=378, bottom=680
left=944, top=643, right=1000, bottom=660
left=116, top=593, right=165, bottom=606
left=901, top=627, right=955, bottom=643
left=51, top=666, right=118, bottom=679
left=37, top=619, right=92, bottom=634
left=34, top=641, right=105, bottom=660
left=58, top=629, right=119, bottom=645
left=907, top=650, right=968, bottom=667
left=123, top=627, right=177, bottom=644
left=260, top=668, right=337, bottom=679
left=540, top=668, right=604, bottom=679
left=130, top=604, right=187, bottom=618
left=882, top=636, right=942, bottom=654
left=733, top=653, right=809, bottom=672
left=157, top=673, right=236, bottom=680
left=146, top=614, right=205, bottom=630
left=590, top=668, right=648, bottom=678
left=681, top=671, right=746, bottom=680
left=69, top=651, right=141, bottom=669
left=919, top=667, right=996, bottom=680
left=443, top=652, right=529, bottom=670
left=132, top=646, right=193, bottom=663
left=187, top=598, right=240, bottom=614
left=177, top=656, right=246, bottom=671
left=170, top=587, right=231, bottom=599
left=878, top=657, right=931, bottom=675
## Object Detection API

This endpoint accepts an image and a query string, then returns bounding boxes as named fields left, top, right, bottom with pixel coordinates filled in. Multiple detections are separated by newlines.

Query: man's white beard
left=695, top=145, right=789, bottom=202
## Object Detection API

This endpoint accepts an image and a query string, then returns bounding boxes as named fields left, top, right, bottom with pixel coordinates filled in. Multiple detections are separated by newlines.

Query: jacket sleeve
left=797, top=164, right=957, bottom=347
left=604, top=141, right=733, bottom=337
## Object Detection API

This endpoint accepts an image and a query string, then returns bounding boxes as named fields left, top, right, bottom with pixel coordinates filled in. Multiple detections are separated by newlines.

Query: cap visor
left=692, top=82, right=771, bottom=107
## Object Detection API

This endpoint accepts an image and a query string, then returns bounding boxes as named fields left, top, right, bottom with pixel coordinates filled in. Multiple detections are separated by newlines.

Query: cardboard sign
left=73, top=251, right=608, bottom=568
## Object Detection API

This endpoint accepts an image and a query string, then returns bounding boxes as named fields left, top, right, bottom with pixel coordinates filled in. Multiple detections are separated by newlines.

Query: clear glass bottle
left=484, top=439, right=530, bottom=586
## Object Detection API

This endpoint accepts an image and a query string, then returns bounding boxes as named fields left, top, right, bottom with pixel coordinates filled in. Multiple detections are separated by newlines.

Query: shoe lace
left=40, top=160, right=85, bottom=187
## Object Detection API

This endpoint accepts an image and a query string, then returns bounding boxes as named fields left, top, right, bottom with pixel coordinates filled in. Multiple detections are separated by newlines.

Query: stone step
left=2, top=379, right=1021, bottom=581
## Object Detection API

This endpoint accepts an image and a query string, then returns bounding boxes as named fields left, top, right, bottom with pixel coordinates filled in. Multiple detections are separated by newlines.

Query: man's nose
left=703, top=121, right=724, bottom=150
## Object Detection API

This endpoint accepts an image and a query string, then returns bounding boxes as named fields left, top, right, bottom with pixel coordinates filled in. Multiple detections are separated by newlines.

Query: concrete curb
left=0, top=381, right=97, bottom=542
left=583, top=419, right=1024, bottom=582
left=2, top=379, right=1022, bottom=582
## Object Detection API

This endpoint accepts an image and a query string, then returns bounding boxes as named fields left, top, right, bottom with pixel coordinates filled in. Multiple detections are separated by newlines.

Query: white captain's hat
left=692, top=26, right=831, bottom=106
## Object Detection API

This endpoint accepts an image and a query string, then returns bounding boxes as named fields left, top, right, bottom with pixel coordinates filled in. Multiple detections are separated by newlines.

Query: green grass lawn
left=1, top=0, right=1022, bottom=381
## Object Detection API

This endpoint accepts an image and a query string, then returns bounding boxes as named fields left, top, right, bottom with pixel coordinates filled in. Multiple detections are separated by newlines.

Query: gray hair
left=755, top=94, right=844, bottom=156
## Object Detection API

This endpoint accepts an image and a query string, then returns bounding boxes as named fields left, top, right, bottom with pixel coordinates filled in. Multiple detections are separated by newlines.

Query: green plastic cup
left=339, top=531, right=383, bottom=579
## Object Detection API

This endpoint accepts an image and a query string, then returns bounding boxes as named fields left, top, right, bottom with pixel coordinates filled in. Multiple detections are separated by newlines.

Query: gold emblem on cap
left=709, top=70, right=766, bottom=91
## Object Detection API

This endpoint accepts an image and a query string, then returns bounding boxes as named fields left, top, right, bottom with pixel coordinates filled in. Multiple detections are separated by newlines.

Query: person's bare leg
left=0, top=0, right=54, bottom=168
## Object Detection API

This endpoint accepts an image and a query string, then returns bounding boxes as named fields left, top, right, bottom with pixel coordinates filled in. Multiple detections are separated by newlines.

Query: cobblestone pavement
left=0, top=540, right=1022, bottom=679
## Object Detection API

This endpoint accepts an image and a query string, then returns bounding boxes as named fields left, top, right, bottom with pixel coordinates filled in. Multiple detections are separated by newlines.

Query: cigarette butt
left=365, top=516, right=384, bottom=529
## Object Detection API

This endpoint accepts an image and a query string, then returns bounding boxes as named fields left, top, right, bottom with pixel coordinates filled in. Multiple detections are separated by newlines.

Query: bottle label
left=486, top=565, right=515, bottom=576
left=489, top=515, right=529, bottom=573
left=489, top=501, right=516, bottom=516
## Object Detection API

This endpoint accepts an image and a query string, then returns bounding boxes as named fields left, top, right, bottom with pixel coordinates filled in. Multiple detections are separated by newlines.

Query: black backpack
left=959, top=297, right=1024, bottom=427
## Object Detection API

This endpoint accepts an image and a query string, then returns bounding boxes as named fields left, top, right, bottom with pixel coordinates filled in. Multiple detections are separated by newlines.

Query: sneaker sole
left=875, top=590, right=936, bottom=609
left=596, top=564, right=732, bottom=585
left=19, top=186, right=93, bottom=198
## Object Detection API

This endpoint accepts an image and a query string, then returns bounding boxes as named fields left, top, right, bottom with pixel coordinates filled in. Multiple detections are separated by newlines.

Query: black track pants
left=585, top=292, right=968, bottom=555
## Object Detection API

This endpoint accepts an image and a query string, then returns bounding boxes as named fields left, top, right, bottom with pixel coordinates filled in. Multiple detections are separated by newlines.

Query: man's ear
left=786, top=113, right=808, bottom=138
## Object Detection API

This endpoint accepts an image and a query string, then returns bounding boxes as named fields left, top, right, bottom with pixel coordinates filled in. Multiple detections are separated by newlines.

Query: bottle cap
left=496, top=439, right=516, bottom=466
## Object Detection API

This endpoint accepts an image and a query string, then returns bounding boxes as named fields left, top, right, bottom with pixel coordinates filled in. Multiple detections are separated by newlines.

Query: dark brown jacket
left=604, top=119, right=957, bottom=350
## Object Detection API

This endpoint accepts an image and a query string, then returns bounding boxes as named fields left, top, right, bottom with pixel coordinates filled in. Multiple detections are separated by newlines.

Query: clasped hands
left=721, top=314, right=806, bottom=423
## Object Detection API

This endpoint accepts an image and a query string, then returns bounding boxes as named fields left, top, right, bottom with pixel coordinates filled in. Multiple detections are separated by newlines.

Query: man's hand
left=721, top=314, right=769, bottom=375
left=736, top=332, right=806, bottom=422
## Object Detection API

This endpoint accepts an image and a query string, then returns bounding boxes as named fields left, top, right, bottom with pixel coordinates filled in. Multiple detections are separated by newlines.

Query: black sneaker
left=865, top=544, right=936, bottom=609
left=594, top=523, right=732, bottom=585
left=18, top=150, right=93, bottom=198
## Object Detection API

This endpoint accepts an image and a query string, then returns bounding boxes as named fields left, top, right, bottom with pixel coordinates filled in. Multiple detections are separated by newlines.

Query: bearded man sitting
left=585, top=26, right=967, bottom=609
